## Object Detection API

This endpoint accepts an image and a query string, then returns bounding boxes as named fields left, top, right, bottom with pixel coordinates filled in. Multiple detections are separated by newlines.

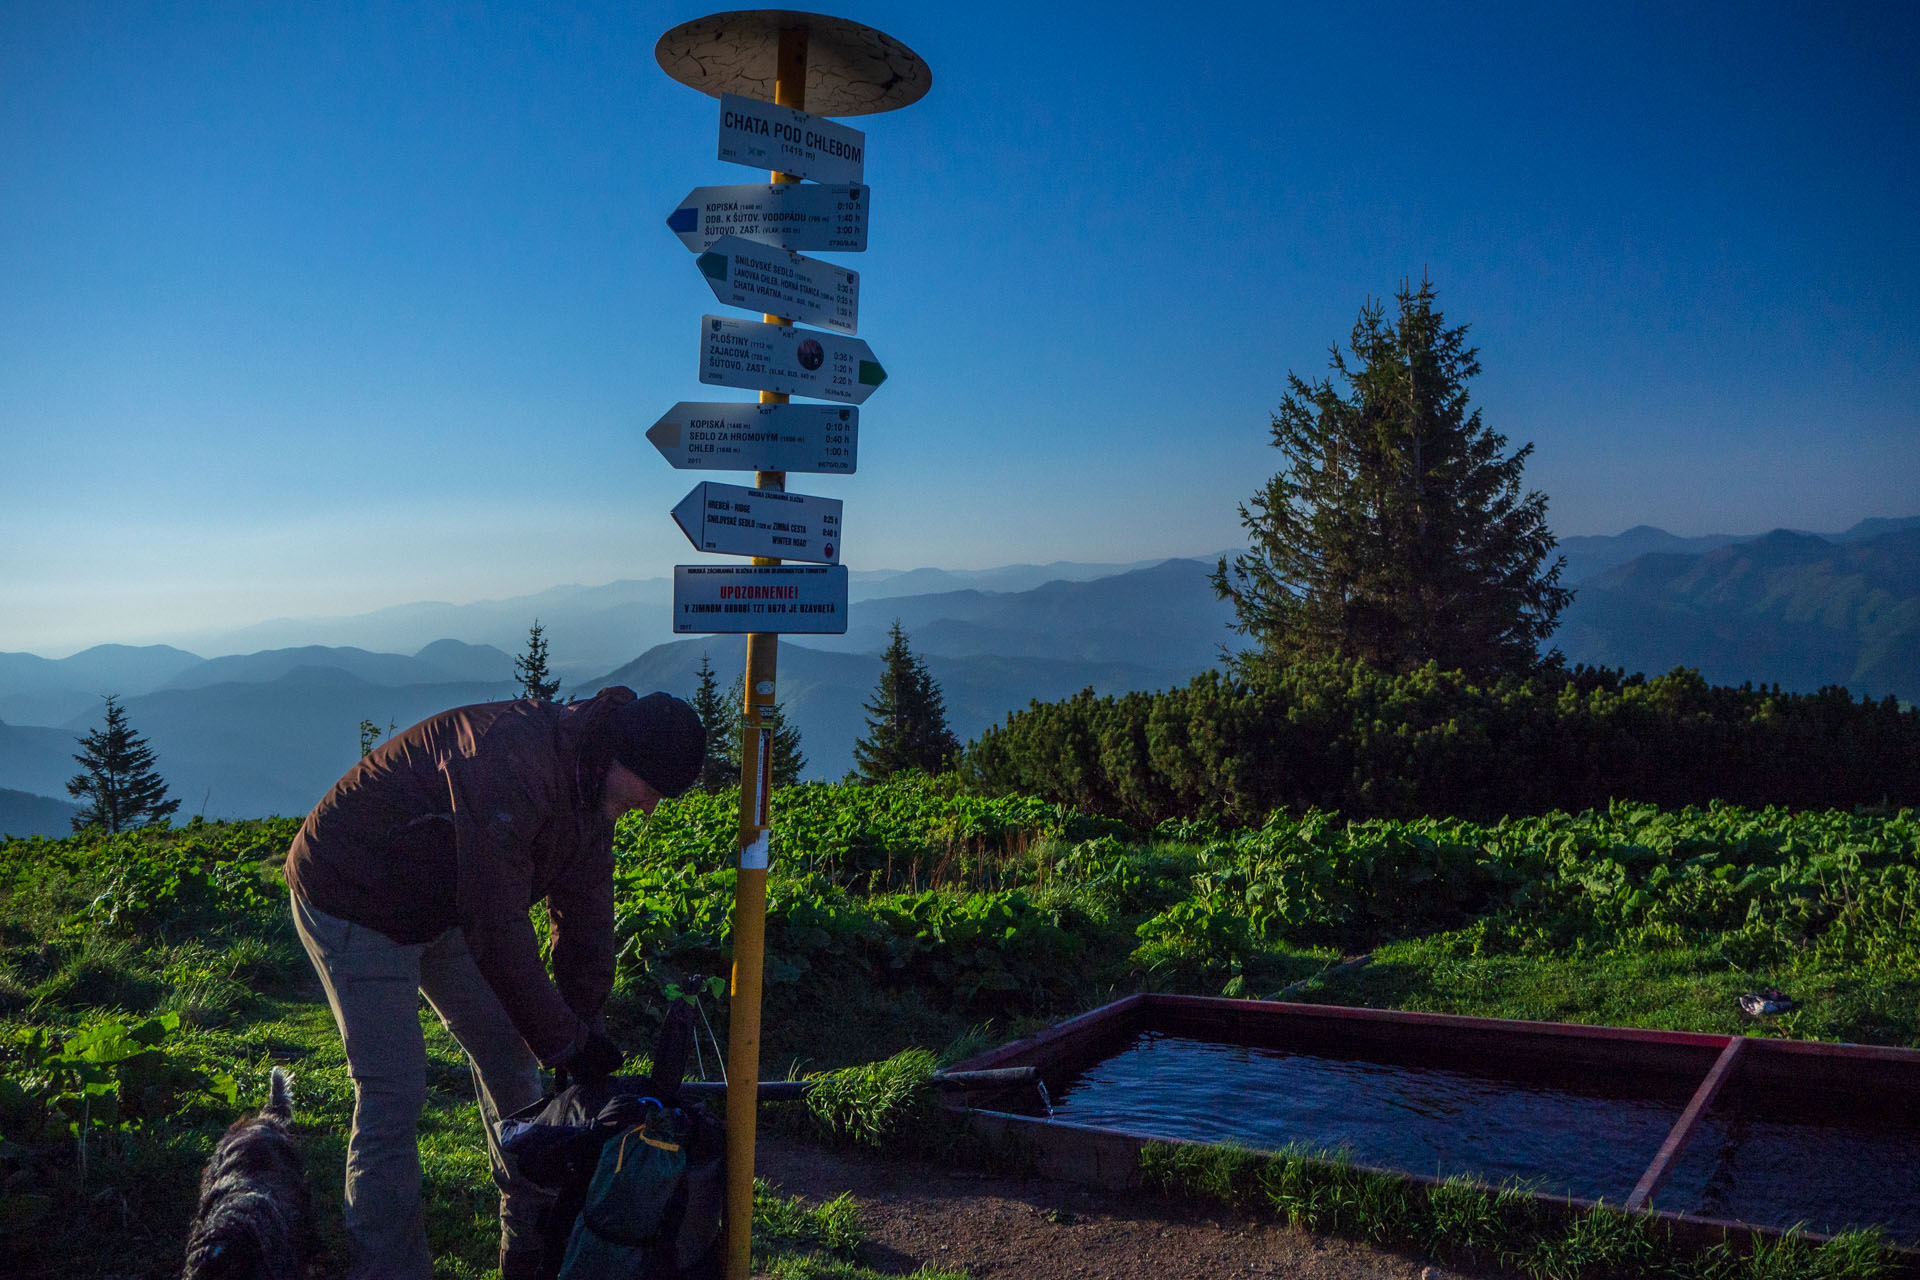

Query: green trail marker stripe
left=697, top=252, right=728, bottom=282
left=858, top=360, right=886, bottom=387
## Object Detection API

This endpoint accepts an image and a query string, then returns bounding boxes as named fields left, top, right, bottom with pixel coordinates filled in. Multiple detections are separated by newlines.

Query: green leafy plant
left=2, top=1013, right=236, bottom=1181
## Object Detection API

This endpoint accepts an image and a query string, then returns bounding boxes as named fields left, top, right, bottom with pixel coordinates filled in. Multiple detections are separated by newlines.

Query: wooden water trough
left=941, top=994, right=1920, bottom=1263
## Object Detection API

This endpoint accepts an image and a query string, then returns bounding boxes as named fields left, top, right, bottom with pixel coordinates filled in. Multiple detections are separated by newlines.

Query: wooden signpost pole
left=653, top=15, right=929, bottom=1276
left=721, top=23, right=807, bottom=1280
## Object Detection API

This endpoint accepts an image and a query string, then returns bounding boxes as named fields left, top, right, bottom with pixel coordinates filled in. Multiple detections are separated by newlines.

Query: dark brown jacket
left=285, top=687, right=635, bottom=1065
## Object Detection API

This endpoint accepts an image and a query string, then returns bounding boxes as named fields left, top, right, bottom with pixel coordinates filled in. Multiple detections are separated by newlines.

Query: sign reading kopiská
left=667, top=183, right=869, bottom=253
left=647, top=402, right=857, bottom=474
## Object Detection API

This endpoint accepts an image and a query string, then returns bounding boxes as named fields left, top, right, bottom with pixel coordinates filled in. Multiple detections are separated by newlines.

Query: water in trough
left=1042, top=1029, right=1920, bottom=1242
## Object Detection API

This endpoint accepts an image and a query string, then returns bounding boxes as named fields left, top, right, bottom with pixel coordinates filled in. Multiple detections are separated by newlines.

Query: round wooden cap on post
left=655, top=9, right=931, bottom=115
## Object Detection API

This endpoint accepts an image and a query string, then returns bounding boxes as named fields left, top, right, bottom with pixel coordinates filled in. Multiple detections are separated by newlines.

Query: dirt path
left=753, top=1133, right=1494, bottom=1280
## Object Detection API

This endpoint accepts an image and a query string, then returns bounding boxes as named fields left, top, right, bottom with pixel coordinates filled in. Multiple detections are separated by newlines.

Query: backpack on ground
left=500, top=1006, right=724, bottom=1280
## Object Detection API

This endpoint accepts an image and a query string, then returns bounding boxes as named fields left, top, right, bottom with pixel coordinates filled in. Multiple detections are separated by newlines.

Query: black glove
left=567, top=1029, right=624, bottom=1083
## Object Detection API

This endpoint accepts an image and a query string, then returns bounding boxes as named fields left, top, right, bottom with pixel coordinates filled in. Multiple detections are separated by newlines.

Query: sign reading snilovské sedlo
left=671, top=480, right=842, bottom=564
left=673, top=563, right=849, bottom=635
left=647, top=402, right=856, bottom=474
left=697, top=234, right=859, bottom=334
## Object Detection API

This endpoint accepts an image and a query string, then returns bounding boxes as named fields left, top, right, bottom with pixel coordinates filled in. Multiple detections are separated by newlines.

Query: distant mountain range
left=1553, top=516, right=1919, bottom=589
left=134, top=559, right=1181, bottom=686
left=1, top=518, right=1913, bottom=825
left=0, top=557, right=1237, bottom=820
left=0, top=787, right=81, bottom=839
left=1553, top=524, right=1920, bottom=698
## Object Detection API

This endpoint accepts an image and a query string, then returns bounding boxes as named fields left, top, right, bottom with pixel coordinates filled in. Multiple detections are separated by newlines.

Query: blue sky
left=3, top=0, right=1915, bottom=656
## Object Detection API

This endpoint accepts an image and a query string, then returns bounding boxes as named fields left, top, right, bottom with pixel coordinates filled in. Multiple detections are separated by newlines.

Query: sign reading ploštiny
left=671, top=480, right=842, bottom=563
left=647, top=402, right=856, bottom=474
left=697, top=235, right=859, bottom=333
left=674, top=563, right=850, bottom=634
left=668, top=183, right=869, bottom=253
left=718, top=92, right=865, bottom=185
left=699, top=314, right=885, bottom=404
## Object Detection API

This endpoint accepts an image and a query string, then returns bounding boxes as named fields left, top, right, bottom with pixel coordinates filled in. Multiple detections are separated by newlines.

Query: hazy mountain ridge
left=160, top=643, right=514, bottom=692
left=1554, top=515, right=1920, bottom=588
left=587, top=636, right=1195, bottom=783
left=1552, top=525, right=1920, bottom=698
left=2, top=522, right=1915, bottom=820
left=0, top=787, right=80, bottom=839
left=0, top=559, right=1225, bottom=815
left=61, top=558, right=1207, bottom=679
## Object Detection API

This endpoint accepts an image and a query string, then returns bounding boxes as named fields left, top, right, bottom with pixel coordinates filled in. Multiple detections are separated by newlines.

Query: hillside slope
left=1555, top=527, right=1920, bottom=698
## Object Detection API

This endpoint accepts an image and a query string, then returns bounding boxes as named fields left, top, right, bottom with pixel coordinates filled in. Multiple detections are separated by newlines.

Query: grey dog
left=180, top=1067, right=315, bottom=1280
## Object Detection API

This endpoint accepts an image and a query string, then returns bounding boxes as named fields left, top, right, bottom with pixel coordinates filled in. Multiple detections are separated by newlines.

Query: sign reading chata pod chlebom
left=673, top=563, right=849, bottom=634
left=717, top=92, right=866, bottom=185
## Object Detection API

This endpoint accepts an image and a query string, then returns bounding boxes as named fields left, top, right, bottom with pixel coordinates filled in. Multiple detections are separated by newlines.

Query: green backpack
left=557, top=1101, right=720, bottom=1279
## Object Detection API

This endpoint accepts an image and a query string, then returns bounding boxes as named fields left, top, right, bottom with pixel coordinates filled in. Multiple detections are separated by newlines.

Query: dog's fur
left=180, top=1067, right=315, bottom=1280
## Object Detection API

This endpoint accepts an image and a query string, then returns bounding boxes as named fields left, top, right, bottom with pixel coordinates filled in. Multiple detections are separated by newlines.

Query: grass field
left=1, top=786, right=1914, bottom=1277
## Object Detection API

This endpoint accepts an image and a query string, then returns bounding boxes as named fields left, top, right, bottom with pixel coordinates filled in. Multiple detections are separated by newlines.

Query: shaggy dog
left=180, top=1067, right=314, bottom=1280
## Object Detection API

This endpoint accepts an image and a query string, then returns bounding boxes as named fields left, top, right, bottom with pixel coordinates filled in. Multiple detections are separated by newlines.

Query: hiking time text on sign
left=671, top=480, right=843, bottom=563
left=697, top=234, right=859, bottom=333
left=717, top=92, right=865, bottom=185
left=668, top=183, right=869, bottom=253
left=647, top=402, right=857, bottom=474
left=673, top=563, right=850, bottom=634
left=698, top=314, right=886, bottom=404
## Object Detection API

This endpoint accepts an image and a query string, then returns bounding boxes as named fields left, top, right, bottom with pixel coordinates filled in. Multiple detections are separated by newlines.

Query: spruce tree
left=514, top=619, right=561, bottom=702
left=67, top=695, right=180, bottom=832
left=690, top=653, right=738, bottom=792
left=726, top=676, right=806, bottom=787
left=1213, top=277, right=1571, bottom=681
left=852, top=621, right=960, bottom=781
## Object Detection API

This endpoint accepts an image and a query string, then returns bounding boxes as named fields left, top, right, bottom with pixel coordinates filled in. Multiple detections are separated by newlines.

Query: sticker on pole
left=674, top=564, right=849, bottom=634
left=671, top=480, right=842, bottom=563
left=696, top=234, right=859, bottom=333
left=699, top=315, right=886, bottom=404
left=718, top=93, right=865, bottom=185
left=647, top=401, right=856, bottom=474
left=667, top=183, right=869, bottom=253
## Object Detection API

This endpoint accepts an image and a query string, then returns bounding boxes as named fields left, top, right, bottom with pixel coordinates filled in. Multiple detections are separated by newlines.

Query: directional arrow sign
left=699, top=314, right=886, bottom=404
left=718, top=92, right=865, bottom=185
left=647, top=402, right=856, bottom=474
left=671, top=481, right=842, bottom=564
left=696, top=235, right=859, bottom=333
left=674, top=564, right=849, bottom=635
left=668, top=183, right=868, bottom=253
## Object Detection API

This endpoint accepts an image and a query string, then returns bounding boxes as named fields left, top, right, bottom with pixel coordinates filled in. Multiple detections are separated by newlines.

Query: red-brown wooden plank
left=1626, top=1036, right=1747, bottom=1211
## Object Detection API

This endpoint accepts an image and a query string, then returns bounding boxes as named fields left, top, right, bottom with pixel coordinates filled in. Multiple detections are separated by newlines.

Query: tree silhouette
left=1213, top=277, right=1571, bottom=680
left=853, top=621, right=959, bottom=781
left=67, top=695, right=180, bottom=832
left=514, top=619, right=561, bottom=702
left=690, top=653, right=738, bottom=792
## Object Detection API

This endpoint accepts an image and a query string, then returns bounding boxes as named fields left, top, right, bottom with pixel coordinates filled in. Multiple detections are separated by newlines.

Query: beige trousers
left=292, top=893, right=550, bottom=1280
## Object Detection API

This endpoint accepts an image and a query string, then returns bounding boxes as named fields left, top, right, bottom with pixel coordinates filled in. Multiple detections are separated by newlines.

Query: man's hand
left=567, top=1029, right=624, bottom=1082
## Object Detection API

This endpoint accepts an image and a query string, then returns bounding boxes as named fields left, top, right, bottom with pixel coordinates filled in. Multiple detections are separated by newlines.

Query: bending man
left=285, top=686, right=705, bottom=1279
